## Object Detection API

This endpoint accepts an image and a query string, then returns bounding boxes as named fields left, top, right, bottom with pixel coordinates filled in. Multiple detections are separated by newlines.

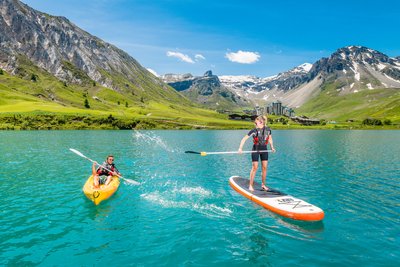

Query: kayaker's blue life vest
left=97, top=162, right=116, bottom=176
left=253, top=126, right=270, bottom=146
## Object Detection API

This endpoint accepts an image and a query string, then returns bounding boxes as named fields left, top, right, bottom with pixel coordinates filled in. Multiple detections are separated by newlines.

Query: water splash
left=140, top=186, right=232, bottom=219
left=172, top=186, right=212, bottom=197
left=132, top=130, right=176, bottom=153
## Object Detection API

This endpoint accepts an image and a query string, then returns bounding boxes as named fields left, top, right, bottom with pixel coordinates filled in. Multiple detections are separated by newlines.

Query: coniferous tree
left=84, top=98, right=90, bottom=108
left=31, top=74, right=38, bottom=82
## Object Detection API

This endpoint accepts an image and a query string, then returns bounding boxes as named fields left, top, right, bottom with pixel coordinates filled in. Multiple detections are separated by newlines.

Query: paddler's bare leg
left=105, top=175, right=112, bottom=186
left=93, top=174, right=100, bottom=189
left=249, top=161, right=258, bottom=191
left=261, top=160, right=269, bottom=190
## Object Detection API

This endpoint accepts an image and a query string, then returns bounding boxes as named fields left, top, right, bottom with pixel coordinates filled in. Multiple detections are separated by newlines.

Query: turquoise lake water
left=0, top=130, right=399, bottom=266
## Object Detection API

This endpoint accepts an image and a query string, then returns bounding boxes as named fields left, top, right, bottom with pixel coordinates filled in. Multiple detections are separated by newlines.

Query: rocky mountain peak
left=332, top=46, right=393, bottom=65
left=160, top=71, right=249, bottom=109
left=203, top=70, right=213, bottom=77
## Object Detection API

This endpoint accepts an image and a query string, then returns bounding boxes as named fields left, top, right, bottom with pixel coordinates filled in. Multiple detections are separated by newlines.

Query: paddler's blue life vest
left=253, top=126, right=270, bottom=146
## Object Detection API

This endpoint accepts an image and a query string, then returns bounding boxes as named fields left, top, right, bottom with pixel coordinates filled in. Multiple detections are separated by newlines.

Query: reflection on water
left=277, top=217, right=325, bottom=235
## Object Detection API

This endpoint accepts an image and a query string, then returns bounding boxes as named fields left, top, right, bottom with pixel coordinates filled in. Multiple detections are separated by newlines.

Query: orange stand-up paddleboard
left=229, top=176, right=324, bottom=221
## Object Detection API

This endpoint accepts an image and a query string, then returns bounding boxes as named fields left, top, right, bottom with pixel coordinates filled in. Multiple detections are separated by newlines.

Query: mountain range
left=163, top=47, right=400, bottom=107
left=161, top=70, right=250, bottom=110
left=0, top=0, right=399, bottom=126
left=162, top=46, right=400, bottom=120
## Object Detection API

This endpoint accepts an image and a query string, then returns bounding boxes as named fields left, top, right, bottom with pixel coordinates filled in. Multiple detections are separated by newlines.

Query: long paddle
left=69, top=148, right=140, bottom=185
left=185, top=150, right=273, bottom=156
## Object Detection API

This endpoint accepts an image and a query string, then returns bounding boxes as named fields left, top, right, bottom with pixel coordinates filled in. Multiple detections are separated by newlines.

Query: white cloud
left=225, top=50, right=260, bottom=64
left=195, top=54, right=206, bottom=61
left=166, top=51, right=195, bottom=63
left=146, top=68, right=159, bottom=77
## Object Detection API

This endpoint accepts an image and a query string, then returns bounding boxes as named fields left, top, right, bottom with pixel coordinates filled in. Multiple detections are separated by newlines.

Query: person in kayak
left=92, top=155, right=120, bottom=188
left=238, top=115, right=276, bottom=191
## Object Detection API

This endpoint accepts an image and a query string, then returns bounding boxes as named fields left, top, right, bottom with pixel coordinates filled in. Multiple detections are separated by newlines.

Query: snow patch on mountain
left=291, top=63, right=312, bottom=73
left=349, top=62, right=361, bottom=81
left=376, top=63, right=386, bottom=71
left=219, top=74, right=277, bottom=84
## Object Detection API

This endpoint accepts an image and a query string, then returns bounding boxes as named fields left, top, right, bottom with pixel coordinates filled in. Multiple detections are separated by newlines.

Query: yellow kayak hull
left=82, top=175, right=120, bottom=205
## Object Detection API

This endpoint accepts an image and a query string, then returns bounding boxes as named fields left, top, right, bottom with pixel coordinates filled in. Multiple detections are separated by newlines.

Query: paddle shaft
left=205, top=150, right=272, bottom=155
left=69, top=148, right=137, bottom=184
left=90, top=159, right=121, bottom=178
left=185, top=150, right=273, bottom=156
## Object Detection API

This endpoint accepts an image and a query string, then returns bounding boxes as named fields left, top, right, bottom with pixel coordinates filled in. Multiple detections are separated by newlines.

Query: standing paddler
left=238, top=115, right=276, bottom=191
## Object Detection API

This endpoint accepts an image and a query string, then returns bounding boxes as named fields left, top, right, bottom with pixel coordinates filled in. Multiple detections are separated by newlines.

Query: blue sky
left=22, top=0, right=400, bottom=77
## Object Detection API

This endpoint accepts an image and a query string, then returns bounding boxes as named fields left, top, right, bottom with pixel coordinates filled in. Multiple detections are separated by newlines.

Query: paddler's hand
left=92, top=161, right=98, bottom=166
left=271, top=148, right=276, bottom=153
left=238, top=148, right=243, bottom=154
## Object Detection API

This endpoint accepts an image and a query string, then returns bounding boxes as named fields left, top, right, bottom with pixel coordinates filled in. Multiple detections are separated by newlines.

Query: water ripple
left=1, top=130, right=399, bottom=266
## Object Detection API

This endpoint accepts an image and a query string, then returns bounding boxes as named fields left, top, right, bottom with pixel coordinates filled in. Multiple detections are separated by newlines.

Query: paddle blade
left=200, top=152, right=207, bottom=156
left=115, top=173, right=140, bottom=185
left=123, top=178, right=140, bottom=186
left=69, top=148, right=85, bottom=158
left=184, top=151, right=201, bottom=154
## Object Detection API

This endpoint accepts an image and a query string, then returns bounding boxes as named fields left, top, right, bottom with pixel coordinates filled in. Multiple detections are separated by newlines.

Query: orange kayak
left=82, top=175, right=120, bottom=205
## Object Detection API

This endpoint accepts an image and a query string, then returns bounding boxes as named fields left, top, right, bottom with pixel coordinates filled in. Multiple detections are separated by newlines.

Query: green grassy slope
left=0, top=60, right=253, bottom=130
left=296, top=82, right=400, bottom=123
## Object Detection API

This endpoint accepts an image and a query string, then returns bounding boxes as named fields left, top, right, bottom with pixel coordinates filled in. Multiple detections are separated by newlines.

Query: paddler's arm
left=269, top=135, right=276, bottom=153
left=111, top=165, right=121, bottom=177
left=238, top=135, right=250, bottom=153
left=92, top=161, right=98, bottom=175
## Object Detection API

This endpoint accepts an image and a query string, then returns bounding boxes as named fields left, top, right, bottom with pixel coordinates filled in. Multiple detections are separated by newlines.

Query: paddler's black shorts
left=97, top=171, right=111, bottom=184
left=251, top=145, right=268, bottom=162
left=99, top=176, right=108, bottom=184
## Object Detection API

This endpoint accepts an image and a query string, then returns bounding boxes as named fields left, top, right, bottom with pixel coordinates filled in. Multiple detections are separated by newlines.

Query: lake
left=0, top=130, right=399, bottom=266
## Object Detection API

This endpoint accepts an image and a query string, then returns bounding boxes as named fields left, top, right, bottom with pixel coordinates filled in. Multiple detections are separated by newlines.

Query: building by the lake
left=254, top=101, right=295, bottom=117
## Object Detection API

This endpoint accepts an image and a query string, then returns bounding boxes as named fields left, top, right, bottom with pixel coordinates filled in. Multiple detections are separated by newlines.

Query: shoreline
left=1, top=113, right=398, bottom=130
